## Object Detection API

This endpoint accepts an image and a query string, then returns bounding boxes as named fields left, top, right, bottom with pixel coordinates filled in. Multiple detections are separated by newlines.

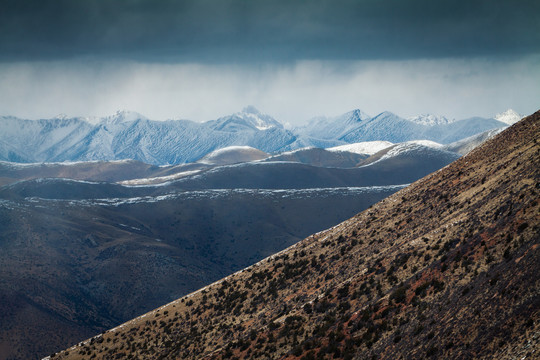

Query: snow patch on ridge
left=327, top=141, right=393, bottom=155
left=101, top=110, right=147, bottom=124
left=199, top=146, right=260, bottom=160
left=405, top=140, right=444, bottom=148
left=360, top=140, right=449, bottom=167
left=57, top=185, right=411, bottom=207
left=118, top=170, right=203, bottom=185
left=380, top=141, right=443, bottom=160
left=0, top=159, right=136, bottom=168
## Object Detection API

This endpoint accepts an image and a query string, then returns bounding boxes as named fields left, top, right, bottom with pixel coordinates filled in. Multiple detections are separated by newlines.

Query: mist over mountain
left=0, top=107, right=510, bottom=165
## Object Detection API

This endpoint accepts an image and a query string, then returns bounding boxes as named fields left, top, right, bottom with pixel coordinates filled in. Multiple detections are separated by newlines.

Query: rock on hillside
left=53, top=111, right=539, bottom=359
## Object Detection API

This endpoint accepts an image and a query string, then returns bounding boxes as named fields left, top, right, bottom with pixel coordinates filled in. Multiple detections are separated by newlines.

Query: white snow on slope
left=57, top=185, right=411, bottom=207
left=296, top=109, right=371, bottom=140
left=407, top=114, right=454, bottom=126
left=100, top=110, right=147, bottom=124
left=327, top=141, right=393, bottom=155
left=0, top=159, right=136, bottom=168
left=203, top=145, right=256, bottom=156
left=196, top=145, right=270, bottom=165
left=494, top=109, right=523, bottom=125
left=118, top=170, right=203, bottom=185
left=384, top=142, right=439, bottom=158
left=210, top=106, right=283, bottom=132
left=405, top=140, right=444, bottom=148
left=241, top=106, right=279, bottom=130
left=369, top=141, right=447, bottom=165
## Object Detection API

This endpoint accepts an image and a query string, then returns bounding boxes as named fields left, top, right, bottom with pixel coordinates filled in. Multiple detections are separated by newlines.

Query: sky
left=0, top=0, right=539, bottom=124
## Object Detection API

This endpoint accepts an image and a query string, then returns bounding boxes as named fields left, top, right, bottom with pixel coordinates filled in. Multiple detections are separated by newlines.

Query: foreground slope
left=54, top=111, right=539, bottom=359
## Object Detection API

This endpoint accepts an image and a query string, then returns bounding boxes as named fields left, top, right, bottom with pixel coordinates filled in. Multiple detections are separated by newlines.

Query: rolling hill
left=264, top=148, right=368, bottom=168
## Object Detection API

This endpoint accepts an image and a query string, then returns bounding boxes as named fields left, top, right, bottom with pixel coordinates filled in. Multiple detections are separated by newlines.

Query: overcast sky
left=1, top=0, right=539, bottom=124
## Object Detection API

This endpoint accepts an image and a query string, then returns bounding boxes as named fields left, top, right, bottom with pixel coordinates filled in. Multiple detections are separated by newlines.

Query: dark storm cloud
left=1, top=0, right=539, bottom=62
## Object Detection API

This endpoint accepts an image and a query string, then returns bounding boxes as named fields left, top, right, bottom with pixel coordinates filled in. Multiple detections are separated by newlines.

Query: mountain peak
left=408, top=113, right=453, bottom=126
left=494, top=109, right=522, bottom=125
left=101, top=110, right=147, bottom=124
left=211, top=107, right=283, bottom=132
left=346, top=109, right=371, bottom=122
left=376, top=110, right=399, bottom=118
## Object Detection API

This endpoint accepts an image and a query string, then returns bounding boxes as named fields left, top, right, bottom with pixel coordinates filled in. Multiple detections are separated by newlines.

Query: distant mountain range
left=0, top=107, right=520, bottom=165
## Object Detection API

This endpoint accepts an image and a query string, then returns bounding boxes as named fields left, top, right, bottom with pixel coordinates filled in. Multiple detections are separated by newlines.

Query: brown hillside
left=51, top=111, right=539, bottom=360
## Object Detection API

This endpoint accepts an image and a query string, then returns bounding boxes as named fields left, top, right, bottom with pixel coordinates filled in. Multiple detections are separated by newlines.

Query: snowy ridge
left=28, top=177, right=102, bottom=186
left=494, top=109, right=523, bottom=125
left=327, top=141, right=393, bottom=155
left=54, top=185, right=409, bottom=207
left=442, top=128, right=505, bottom=155
left=352, top=140, right=459, bottom=169
left=407, top=114, right=454, bottom=126
left=203, top=145, right=257, bottom=155
left=118, top=170, right=203, bottom=186
left=5, top=185, right=408, bottom=211
left=405, top=140, right=444, bottom=148
left=0, top=159, right=137, bottom=168
left=196, top=145, right=270, bottom=165
left=296, top=109, right=372, bottom=140
left=1, top=177, right=103, bottom=192
left=209, top=106, right=283, bottom=132
left=240, top=106, right=281, bottom=130
left=100, top=110, right=147, bottom=124
left=383, top=142, right=437, bottom=158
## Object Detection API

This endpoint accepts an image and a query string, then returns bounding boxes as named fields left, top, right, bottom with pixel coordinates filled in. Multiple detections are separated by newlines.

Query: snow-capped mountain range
left=0, top=107, right=515, bottom=165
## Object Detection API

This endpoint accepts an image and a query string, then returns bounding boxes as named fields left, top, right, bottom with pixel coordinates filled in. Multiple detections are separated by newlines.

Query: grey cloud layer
left=1, top=58, right=539, bottom=124
left=2, top=0, right=539, bottom=62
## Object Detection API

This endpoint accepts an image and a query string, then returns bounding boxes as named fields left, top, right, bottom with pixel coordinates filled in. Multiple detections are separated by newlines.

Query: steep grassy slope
left=52, top=111, right=539, bottom=359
